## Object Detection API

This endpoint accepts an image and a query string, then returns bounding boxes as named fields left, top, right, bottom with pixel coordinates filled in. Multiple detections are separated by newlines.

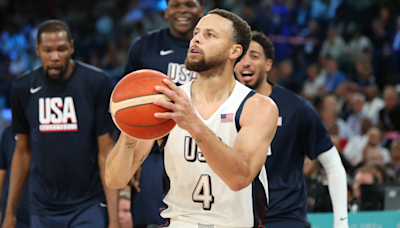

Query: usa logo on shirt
left=221, top=113, right=234, bottom=123
left=38, top=96, right=78, bottom=132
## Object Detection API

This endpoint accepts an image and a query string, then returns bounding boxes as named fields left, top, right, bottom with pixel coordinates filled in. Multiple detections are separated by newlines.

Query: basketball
left=110, top=69, right=176, bottom=140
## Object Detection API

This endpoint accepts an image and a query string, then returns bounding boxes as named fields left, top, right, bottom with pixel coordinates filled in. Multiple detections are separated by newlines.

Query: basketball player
left=2, top=20, right=120, bottom=228
left=234, top=31, right=349, bottom=228
left=106, top=9, right=278, bottom=227
left=123, top=0, right=204, bottom=225
left=0, top=125, right=29, bottom=228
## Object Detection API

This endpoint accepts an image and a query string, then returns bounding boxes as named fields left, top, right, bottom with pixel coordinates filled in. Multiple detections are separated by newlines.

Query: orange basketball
left=110, top=69, right=176, bottom=140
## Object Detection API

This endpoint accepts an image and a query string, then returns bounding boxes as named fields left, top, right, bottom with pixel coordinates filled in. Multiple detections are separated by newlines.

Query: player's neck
left=63, top=60, right=75, bottom=81
left=256, top=81, right=273, bottom=97
left=191, top=71, right=236, bottom=105
left=170, top=28, right=193, bottom=41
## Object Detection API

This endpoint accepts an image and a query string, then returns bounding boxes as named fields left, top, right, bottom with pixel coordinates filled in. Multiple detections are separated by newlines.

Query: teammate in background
left=2, top=20, right=120, bottom=228
left=106, top=9, right=278, bottom=227
left=0, top=125, right=29, bottom=228
left=234, top=31, right=349, bottom=228
left=122, top=0, right=204, bottom=225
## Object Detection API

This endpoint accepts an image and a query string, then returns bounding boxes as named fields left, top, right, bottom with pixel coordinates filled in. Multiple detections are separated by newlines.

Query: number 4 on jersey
left=192, top=174, right=214, bottom=210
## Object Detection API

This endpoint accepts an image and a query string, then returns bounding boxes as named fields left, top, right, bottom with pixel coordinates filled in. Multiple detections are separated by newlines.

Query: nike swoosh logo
left=160, top=50, right=174, bottom=56
left=340, top=217, right=348, bottom=221
left=99, top=202, right=107, bottom=207
left=30, top=86, right=42, bottom=94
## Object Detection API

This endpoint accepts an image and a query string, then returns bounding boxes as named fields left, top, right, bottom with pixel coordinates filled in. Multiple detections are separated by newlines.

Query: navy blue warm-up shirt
left=264, top=83, right=333, bottom=226
left=124, top=28, right=197, bottom=85
left=10, top=61, right=115, bottom=216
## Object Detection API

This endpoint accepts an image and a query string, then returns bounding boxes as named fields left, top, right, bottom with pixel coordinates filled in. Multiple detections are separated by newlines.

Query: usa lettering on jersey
left=168, top=63, right=197, bottom=85
left=39, top=97, right=78, bottom=132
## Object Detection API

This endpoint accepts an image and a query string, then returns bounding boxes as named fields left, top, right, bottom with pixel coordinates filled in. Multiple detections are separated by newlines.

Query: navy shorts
left=30, top=202, right=108, bottom=228
left=262, top=219, right=309, bottom=228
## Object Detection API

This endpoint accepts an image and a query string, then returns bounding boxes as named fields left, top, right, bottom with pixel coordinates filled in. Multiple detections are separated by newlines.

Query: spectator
left=302, top=63, right=325, bottom=99
left=321, top=108, right=353, bottom=139
left=346, top=28, right=372, bottom=59
left=346, top=93, right=375, bottom=136
left=320, top=26, right=347, bottom=60
left=365, top=147, right=385, bottom=166
left=378, top=86, right=400, bottom=132
left=343, top=118, right=372, bottom=167
left=387, top=140, right=400, bottom=183
left=368, top=163, right=390, bottom=184
left=323, top=56, right=347, bottom=93
left=353, top=58, right=375, bottom=90
left=361, top=127, right=391, bottom=166
left=352, top=166, right=375, bottom=207
left=334, top=82, right=348, bottom=111
left=363, top=84, right=385, bottom=124
left=322, top=94, right=340, bottom=115
left=335, top=82, right=357, bottom=121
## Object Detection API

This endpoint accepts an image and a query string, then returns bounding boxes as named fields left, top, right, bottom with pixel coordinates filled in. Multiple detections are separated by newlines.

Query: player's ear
left=70, top=39, right=75, bottom=55
left=265, top=59, right=273, bottom=72
left=199, top=6, right=204, bottom=16
left=35, top=42, right=40, bottom=57
left=229, top=44, right=242, bottom=61
left=164, top=8, right=169, bottom=19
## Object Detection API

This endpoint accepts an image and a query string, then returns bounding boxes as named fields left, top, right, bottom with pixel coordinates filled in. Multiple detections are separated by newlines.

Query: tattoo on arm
left=126, top=142, right=136, bottom=149
left=140, top=154, right=145, bottom=163
left=195, top=136, right=201, bottom=143
left=139, top=150, right=151, bottom=163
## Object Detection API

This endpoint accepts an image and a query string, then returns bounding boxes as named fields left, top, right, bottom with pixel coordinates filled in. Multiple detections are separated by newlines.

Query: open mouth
left=189, top=46, right=201, bottom=56
left=48, top=66, right=62, bottom=75
left=176, top=17, right=190, bottom=24
left=240, top=70, right=255, bottom=82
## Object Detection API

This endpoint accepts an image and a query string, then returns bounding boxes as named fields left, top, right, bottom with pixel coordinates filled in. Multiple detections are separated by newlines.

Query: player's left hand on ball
left=153, top=79, right=201, bottom=131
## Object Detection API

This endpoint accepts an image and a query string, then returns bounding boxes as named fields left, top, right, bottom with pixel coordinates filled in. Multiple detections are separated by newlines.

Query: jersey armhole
left=235, top=90, right=257, bottom=132
left=159, top=134, right=170, bottom=158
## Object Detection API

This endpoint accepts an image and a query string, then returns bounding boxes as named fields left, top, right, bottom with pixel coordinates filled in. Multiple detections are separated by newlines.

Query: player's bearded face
left=185, top=47, right=227, bottom=73
left=36, top=31, right=74, bottom=85
left=43, top=63, right=68, bottom=85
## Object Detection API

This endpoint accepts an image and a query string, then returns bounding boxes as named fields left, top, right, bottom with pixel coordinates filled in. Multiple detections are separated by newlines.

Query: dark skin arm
left=98, top=132, right=121, bottom=228
left=2, top=134, right=31, bottom=228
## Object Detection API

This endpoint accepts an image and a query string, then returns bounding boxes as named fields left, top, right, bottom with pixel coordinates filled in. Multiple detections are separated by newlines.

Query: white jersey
left=160, top=81, right=269, bottom=227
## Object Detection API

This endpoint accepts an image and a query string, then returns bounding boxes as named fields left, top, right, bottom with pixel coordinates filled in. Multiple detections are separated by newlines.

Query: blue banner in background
left=308, top=211, right=400, bottom=228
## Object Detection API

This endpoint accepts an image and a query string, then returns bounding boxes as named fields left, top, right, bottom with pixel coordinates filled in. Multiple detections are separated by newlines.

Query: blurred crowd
left=1, top=0, right=400, bottom=217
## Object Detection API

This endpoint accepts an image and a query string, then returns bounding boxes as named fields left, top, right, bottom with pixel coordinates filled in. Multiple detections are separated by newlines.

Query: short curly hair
left=251, top=31, right=275, bottom=61
left=37, top=20, right=72, bottom=44
left=207, top=8, right=251, bottom=64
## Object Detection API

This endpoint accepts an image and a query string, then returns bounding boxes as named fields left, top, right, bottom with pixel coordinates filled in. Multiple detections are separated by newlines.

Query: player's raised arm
left=105, top=133, right=155, bottom=189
